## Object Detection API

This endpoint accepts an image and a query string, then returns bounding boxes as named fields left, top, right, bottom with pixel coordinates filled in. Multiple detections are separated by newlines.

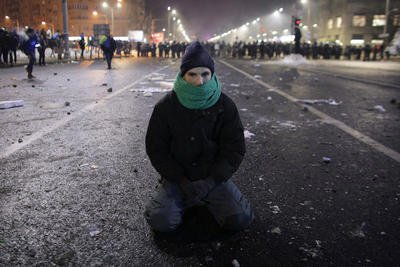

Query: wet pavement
left=0, top=56, right=400, bottom=266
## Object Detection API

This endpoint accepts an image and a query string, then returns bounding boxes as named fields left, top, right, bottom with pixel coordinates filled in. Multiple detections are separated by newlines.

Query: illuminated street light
left=92, top=11, right=98, bottom=16
left=279, top=8, right=283, bottom=12
left=117, top=2, right=122, bottom=8
left=102, top=2, right=108, bottom=8
left=41, top=21, right=46, bottom=25
left=5, top=15, right=10, bottom=20
left=301, top=0, right=307, bottom=3
left=167, top=6, right=171, bottom=11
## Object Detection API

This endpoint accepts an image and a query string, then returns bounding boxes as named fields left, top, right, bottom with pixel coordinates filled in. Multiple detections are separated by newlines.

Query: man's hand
left=191, top=177, right=216, bottom=200
left=179, top=177, right=216, bottom=205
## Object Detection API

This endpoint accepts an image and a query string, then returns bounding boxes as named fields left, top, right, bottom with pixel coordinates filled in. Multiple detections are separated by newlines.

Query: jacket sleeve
left=145, top=101, right=185, bottom=184
left=210, top=98, right=246, bottom=184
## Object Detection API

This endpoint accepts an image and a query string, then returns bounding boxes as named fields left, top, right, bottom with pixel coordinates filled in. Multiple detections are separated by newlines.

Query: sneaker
left=28, top=74, right=35, bottom=79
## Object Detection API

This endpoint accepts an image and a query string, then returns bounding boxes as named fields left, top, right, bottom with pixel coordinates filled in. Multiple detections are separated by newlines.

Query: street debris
left=18, top=138, right=23, bottom=143
left=54, top=72, right=58, bottom=75
left=299, top=241, right=323, bottom=258
left=90, top=165, right=98, bottom=170
left=254, top=75, right=262, bottom=79
left=143, top=92, right=153, bottom=97
left=373, top=105, right=386, bottom=112
left=12, top=84, right=17, bottom=87
left=302, top=106, right=309, bottom=112
left=230, top=83, right=240, bottom=87
left=297, top=98, right=342, bottom=105
left=244, top=130, right=255, bottom=139
left=271, top=205, right=281, bottom=214
left=67, top=112, right=71, bottom=115
left=349, top=222, right=367, bottom=238
left=89, top=229, right=101, bottom=237
left=322, top=157, right=331, bottom=163
left=158, top=81, right=173, bottom=90
left=232, top=259, right=240, bottom=267
left=279, top=121, right=297, bottom=129
left=107, top=87, right=113, bottom=92
left=31, top=85, right=35, bottom=87
left=253, top=64, right=261, bottom=67
left=65, top=101, right=70, bottom=106
left=102, top=83, right=108, bottom=86
left=0, top=100, right=24, bottom=109
left=271, top=227, right=282, bottom=235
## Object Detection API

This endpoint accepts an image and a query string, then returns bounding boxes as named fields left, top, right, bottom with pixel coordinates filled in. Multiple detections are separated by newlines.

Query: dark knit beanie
left=180, top=41, right=214, bottom=76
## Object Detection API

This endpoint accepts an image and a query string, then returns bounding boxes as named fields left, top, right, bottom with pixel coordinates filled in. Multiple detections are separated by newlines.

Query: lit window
left=353, top=15, right=366, bottom=27
left=393, top=14, right=400, bottom=26
left=372, top=15, right=386, bottom=26
left=327, top=18, right=333, bottom=29
left=336, top=17, right=342, bottom=28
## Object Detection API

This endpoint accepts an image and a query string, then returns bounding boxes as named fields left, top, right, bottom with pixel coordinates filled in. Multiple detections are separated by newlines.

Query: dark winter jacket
left=146, top=91, right=245, bottom=184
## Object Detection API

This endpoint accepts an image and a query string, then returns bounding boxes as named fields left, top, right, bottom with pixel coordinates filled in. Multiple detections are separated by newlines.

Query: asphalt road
left=0, top=57, right=399, bottom=266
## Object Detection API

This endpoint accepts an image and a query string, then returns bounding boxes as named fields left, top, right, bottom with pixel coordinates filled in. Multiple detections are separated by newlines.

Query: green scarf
left=173, top=73, right=222, bottom=110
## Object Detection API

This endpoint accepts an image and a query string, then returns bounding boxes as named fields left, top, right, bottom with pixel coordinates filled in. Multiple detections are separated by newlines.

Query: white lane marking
left=220, top=59, right=400, bottom=164
left=0, top=65, right=171, bottom=159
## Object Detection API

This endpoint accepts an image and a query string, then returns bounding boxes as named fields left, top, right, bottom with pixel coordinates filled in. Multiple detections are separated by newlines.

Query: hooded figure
left=145, top=41, right=253, bottom=236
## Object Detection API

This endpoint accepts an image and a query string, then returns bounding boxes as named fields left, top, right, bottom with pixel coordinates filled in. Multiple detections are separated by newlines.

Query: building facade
left=312, top=0, right=400, bottom=45
left=0, top=0, right=147, bottom=37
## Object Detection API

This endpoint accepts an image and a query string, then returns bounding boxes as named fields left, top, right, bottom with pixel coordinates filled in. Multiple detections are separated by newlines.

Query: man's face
left=183, top=67, right=212, bottom=87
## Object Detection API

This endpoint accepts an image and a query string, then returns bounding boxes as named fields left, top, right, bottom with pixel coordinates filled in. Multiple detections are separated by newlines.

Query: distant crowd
left=0, top=26, right=395, bottom=67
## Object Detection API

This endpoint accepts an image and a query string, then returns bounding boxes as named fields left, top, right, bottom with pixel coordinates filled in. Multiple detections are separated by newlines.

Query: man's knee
left=144, top=203, right=182, bottom=233
left=222, top=212, right=254, bottom=231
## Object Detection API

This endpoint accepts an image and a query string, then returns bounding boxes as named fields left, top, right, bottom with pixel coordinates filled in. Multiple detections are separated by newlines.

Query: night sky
left=147, top=0, right=298, bottom=40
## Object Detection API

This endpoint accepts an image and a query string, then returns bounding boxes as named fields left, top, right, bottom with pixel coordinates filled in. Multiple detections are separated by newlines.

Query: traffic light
left=295, top=18, right=302, bottom=26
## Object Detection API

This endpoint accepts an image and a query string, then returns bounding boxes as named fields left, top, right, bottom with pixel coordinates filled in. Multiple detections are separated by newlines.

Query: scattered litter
left=349, top=222, right=367, bottom=238
left=12, top=84, right=17, bottom=87
left=279, top=121, right=297, bottom=129
left=322, top=157, right=331, bottom=163
left=31, top=85, right=35, bottom=88
left=143, top=92, right=153, bottom=97
left=148, top=76, right=165, bottom=81
left=302, top=106, right=308, bottom=112
left=300, top=200, right=312, bottom=206
left=380, top=231, right=386, bottom=235
left=254, top=75, right=262, bottom=79
left=90, top=165, right=98, bottom=170
left=53, top=73, right=58, bottom=75
left=102, top=83, right=108, bottom=86
left=130, top=87, right=171, bottom=93
left=107, top=87, right=113, bottom=92
left=240, top=108, right=248, bottom=111
left=373, top=105, right=386, bottom=112
left=158, top=81, right=173, bottom=89
left=253, top=64, right=261, bottom=67
left=244, top=130, right=255, bottom=139
left=18, top=138, right=23, bottom=143
left=0, top=100, right=24, bottom=109
left=89, top=229, right=101, bottom=237
left=67, top=112, right=71, bottom=115
left=271, top=227, right=282, bottom=235
left=80, top=163, right=89, bottom=167
left=65, top=101, right=70, bottom=106
left=297, top=98, right=342, bottom=105
left=230, top=83, right=240, bottom=87
left=271, top=205, right=281, bottom=214
left=281, top=54, right=308, bottom=65
left=315, top=240, right=322, bottom=248
left=232, top=259, right=240, bottom=267
left=299, top=245, right=321, bottom=258
left=67, top=79, right=70, bottom=81
left=267, top=96, right=272, bottom=100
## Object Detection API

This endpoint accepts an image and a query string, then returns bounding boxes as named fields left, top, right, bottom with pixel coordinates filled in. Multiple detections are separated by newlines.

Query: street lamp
left=102, top=1, right=122, bottom=35
left=93, top=10, right=108, bottom=24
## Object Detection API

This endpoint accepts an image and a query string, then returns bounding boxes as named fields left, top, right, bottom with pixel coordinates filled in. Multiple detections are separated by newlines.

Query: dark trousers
left=27, top=52, right=36, bottom=74
left=104, top=52, right=113, bottom=68
left=38, top=48, right=46, bottom=65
